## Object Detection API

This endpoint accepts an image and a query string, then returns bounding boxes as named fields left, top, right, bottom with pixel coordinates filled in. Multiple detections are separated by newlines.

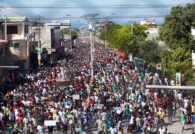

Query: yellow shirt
left=95, top=88, right=100, bottom=93
left=118, top=131, right=124, bottom=134
left=157, top=110, right=165, bottom=119
left=192, top=105, right=195, bottom=113
left=5, top=108, right=10, bottom=116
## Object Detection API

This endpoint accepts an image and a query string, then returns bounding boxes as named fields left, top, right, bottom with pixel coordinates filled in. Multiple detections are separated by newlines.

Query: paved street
left=1, top=1, right=195, bottom=134
left=48, top=110, right=195, bottom=134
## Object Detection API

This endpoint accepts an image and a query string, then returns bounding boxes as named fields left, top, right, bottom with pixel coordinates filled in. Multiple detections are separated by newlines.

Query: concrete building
left=2, top=16, right=29, bottom=70
left=29, top=21, right=72, bottom=64
left=95, top=21, right=112, bottom=30
left=30, top=23, right=61, bottom=54
left=140, top=19, right=157, bottom=28
left=0, top=18, right=7, bottom=57
left=140, top=19, right=166, bottom=48
left=145, top=27, right=159, bottom=40
left=140, top=19, right=159, bottom=40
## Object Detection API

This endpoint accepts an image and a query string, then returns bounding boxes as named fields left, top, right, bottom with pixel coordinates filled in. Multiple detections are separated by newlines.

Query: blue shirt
left=192, top=114, right=195, bottom=123
left=107, top=119, right=113, bottom=129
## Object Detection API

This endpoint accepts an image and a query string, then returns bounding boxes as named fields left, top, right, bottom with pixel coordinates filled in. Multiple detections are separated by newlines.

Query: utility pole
left=89, top=20, right=94, bottom=78
left=37, top=16, right=41, bottom=66
left=26, top=35, right=30, bottom=69
left=70, top=28, right=72, bottom=51
left=4, top=16, right=7, bottom=41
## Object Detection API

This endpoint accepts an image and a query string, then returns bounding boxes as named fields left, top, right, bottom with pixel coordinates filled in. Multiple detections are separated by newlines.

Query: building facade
left=2, top=16, right=29, bottom=70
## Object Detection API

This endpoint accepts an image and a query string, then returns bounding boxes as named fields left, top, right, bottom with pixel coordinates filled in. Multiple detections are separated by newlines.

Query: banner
left=117, top=51, right=126, bottom=59
left=72, top=94, right=80, bottom=100
left=44, top=120, right=56, bottom=126
left=176, top=73, right=181, bottom=86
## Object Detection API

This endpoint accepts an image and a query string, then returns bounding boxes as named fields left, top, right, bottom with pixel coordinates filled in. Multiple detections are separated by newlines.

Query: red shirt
left=13, top=101, right=17, bottom=109
left=18, top=111, right=24, bottom=118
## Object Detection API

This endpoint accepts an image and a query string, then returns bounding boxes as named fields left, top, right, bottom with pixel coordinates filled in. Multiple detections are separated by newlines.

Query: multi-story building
left=0, top=18, right=7, bottom=57
left=30, top=23, right=61, bottom=54
left=30, top=21, right=71, bottom=61
left=2, top=16, right=29, bottom=70
left=140, top=19, right=166, bottom=48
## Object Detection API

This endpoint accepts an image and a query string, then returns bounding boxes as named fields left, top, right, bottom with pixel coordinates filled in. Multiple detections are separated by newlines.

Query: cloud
left=0, top=5, right=18, bottom=16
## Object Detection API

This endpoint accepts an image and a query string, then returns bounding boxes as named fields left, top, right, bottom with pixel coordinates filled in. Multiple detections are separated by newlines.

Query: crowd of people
left=0, top=40, right=195, bottom=134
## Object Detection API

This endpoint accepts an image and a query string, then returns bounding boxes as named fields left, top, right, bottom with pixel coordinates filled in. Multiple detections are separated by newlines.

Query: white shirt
left=129, top=116, right=134, bottom=125
left=101, top=112, right=107, bottom=121
left=37, top=125, right=44, bottom=134
left=116, top=107, right=122, bottom=115
left=55, top=115, right=60, bottom=122
left=31, top=117, right=37, bottom=126
left=136, top=117, right=141, bottom=126
left=184, top=99, right=189, bottom=108
left=178, top=93, right=182, bottom=100
left=14, top=109, right=18, bottom=120
left=158, top=127, right=166, bottom=134
left=0, top=112, right=3, bottom=121
left=109, top=127, right=117, bottom=134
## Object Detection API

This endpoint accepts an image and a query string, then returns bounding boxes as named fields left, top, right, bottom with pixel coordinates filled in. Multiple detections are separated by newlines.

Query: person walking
left=54, top=112, right=61, bottom=131
left=37, top=124, right=45, bottom=134
left=192, top=112, right=195, bottom=133
left=96, top=118, right=103, bottom=134
left=180, top=111, right=187, bottom=131
left=61, top=116, right=69, bottom=134
left=167, top=105, right=173, bottom=124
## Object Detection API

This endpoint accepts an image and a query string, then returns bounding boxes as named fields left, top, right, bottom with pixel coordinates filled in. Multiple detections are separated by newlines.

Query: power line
left=28, top=14, right=195, bottom=21
left=0, top=4, right=188, bottom=9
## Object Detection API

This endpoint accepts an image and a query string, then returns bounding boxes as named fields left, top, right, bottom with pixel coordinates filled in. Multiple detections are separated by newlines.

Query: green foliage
left=159, top=3, right=195, bottom=85
left=99, top=23, right=148, bottom=56
left=186, top=77, right=195, bottom=86
left=60, top=28, right=78, bottom=40
left=99, top=23, right=162, bottom=66
left=160, top=47, right=193, bottom=83
left=160, top=4, right=195, bottom=49
left=137, top=40, right=161, bottom=63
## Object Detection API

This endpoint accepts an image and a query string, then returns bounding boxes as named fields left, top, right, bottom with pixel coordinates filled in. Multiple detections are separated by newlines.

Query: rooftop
left=6, top=16, right=28, bottom=22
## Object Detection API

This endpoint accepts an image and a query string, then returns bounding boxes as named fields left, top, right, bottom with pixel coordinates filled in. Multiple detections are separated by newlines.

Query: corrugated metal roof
left=7, top=16, right=28, bottom=22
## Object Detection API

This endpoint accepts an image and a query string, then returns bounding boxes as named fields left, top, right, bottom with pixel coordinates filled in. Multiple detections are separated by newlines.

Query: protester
left=0, top=41, right=191, bottom=134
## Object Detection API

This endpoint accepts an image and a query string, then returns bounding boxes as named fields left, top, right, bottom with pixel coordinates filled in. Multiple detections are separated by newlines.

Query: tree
left=61, top=28, right=78, bottom=40
left=99, top=23, right=121, bottom=47
left=160, top=47, right=193, bottom=83
left=99, top=23, right=147, bottom=55
left=160, top=4, right=195, bottom=49
left=159, top=3, right=195, bottom=85
left=137, top=40, right=161, bottom=63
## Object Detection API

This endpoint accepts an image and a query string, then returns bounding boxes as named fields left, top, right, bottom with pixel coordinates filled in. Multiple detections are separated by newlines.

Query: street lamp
left=89, top=21, right=94, bottom=78
left=30, top=16, right=42, bottom=66
left=66, top=14, right=72, bottom=51
left=82, top=13, right=98, bottom=79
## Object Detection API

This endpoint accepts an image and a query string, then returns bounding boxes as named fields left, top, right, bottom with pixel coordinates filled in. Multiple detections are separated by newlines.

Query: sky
left=0, top=0, right=195, bottom=27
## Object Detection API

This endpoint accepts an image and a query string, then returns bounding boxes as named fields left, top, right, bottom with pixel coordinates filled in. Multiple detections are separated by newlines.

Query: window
left=0, top=48, right=3, bottom=56
left=7, top=26, right=18, bottom=34
left=51, top=29, right=55, bottom=48
left=25, top=25, right=28, bottom=33
left=13, top=42, right=20, bottom=48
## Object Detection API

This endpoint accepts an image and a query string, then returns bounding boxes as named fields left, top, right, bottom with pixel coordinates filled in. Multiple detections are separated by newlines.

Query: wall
left=146, top=28, right=159, bottom=40
left=32, top=26, right=52, bottom=53
left=9, top=40, right=27, bottom=60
